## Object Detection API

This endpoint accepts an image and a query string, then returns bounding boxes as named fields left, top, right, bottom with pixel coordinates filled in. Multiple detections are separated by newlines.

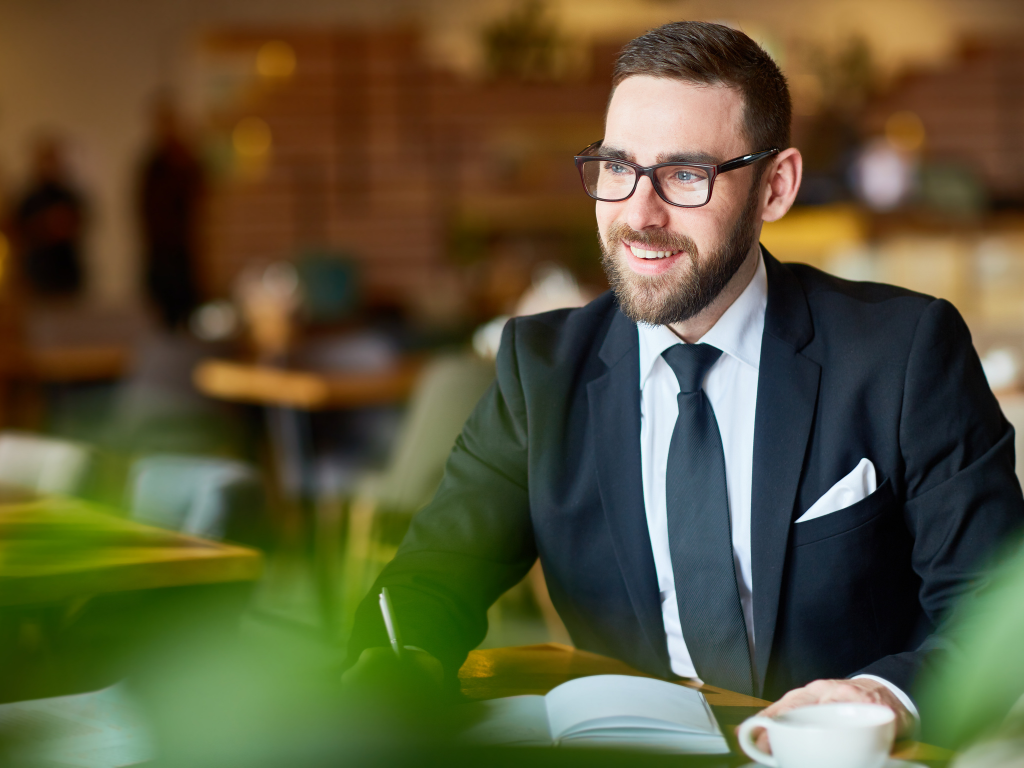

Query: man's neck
left=667, top=245, right=761, bottom=344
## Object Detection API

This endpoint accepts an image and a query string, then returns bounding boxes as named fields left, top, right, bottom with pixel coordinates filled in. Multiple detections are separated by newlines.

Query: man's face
left=596, top=76, right=764, bottom=326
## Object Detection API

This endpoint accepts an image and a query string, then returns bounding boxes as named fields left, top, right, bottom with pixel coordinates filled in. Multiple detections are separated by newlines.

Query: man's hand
left=341, top=646, right=445, bottom=694
left=748, top=678, right=914, bottom=754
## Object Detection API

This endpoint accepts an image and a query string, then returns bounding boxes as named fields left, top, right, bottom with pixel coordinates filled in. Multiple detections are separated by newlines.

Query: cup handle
left=737, top=715, right=778, bottom=767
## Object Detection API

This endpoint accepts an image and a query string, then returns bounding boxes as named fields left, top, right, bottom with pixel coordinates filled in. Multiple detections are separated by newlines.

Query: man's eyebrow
left=656, top=150, right=720, bottom=165
left=596, top=145, right=633, bottom=161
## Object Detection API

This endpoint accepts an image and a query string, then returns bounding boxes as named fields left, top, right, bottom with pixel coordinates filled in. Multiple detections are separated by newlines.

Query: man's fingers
left=758, top=679, right=913, bottom=738
left=754, top=727, right=771, bottom=754
left=819, top=686, right=879, bottom=704
left=341, top=646, right=444, bottom=693
left=760, top=688, right=817, bottom=718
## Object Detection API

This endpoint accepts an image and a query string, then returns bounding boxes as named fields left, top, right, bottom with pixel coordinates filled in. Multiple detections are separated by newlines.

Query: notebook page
left=544, top=675, right=719, bottom=741
left=459, top=695, right=553, bottom=746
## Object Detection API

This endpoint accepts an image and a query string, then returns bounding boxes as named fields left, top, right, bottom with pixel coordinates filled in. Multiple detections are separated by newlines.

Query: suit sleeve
left=854, top=298, right=1024, bottom=694
left=345, top=319, right=537, bottom=681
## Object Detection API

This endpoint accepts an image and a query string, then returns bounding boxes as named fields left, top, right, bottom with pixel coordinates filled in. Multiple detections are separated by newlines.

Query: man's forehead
left=612, top=72, right=743, bottom=100
left=603, top=76, right=747, bottom=160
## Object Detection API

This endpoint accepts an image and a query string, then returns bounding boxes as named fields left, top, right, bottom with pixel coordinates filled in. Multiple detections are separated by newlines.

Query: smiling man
left=347, top=21, right=1024, bottom=739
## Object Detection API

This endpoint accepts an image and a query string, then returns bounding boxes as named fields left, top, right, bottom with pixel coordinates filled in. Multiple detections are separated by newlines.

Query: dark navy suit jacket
left=348, top=249, right=1024, bottom=701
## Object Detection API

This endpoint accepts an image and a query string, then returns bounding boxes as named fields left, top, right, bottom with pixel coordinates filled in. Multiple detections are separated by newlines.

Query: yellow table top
left=458, top=643, right=953, bottom=764
left=193, top=357, right=423, bottom=411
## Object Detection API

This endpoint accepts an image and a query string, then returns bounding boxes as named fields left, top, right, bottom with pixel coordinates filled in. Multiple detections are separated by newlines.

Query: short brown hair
left=612, top=21, right=791, bottom=153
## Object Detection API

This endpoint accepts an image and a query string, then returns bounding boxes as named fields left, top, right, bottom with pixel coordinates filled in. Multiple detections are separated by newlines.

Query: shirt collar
left=638, top=249, right=768, bottom=388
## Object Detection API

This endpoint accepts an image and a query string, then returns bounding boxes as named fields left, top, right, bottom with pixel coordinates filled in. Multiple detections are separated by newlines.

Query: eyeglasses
left=574, top=143, right=779, bottom=208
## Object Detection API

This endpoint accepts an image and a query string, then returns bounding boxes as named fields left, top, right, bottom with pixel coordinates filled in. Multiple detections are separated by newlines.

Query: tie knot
left=662, top=343, right=723, bottom=393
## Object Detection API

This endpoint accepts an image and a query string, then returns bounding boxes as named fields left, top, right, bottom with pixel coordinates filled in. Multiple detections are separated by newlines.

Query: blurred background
left=0, top=0, right=1023, bottom=762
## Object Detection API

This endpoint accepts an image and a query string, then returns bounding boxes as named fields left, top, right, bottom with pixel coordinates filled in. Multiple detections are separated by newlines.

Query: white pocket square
left=795, top=458, right=877, bottom=523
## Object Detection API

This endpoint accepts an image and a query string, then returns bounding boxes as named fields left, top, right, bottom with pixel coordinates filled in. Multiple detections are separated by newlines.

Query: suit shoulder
left=511, top=290, right=617, bottom=342
left=505, top=291, right=619, bottom=366
left=782, top=262, right=965, bottom=365
left=784, top=261, right=934, bottom=309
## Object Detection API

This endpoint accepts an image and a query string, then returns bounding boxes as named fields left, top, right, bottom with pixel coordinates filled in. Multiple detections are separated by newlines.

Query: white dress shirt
left=636, top=251, right=919, bottom=719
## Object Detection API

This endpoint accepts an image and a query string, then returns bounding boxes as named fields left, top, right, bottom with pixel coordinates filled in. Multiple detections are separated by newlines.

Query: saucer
left=737, top=761, right=927, bottom=768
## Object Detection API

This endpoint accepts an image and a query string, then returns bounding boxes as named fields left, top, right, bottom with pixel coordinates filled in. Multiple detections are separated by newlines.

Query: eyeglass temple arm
left=576, top=141, right=604, bottom=156
left=717, top=148, right=780, bottom=174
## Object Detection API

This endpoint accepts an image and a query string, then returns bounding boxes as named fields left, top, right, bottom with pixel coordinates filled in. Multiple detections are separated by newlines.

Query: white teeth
left=631, top=246, right=680, bottom=260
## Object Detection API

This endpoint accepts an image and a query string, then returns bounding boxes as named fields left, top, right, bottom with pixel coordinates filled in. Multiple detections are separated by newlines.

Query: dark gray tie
left=662, top=343, right=754, bottom=696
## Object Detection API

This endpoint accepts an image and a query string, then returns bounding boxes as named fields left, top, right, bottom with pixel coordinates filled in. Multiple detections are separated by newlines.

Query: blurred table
left=25, top=343, right=132, bottom=383
left=192, top=354, right=424, bottom=505
left=0, top=343, right=134, bottom=429
left=0, top=492, right=262, bottom=606
left=193, top=357, right=423, bottom=410
left=458, top=644, right=953, bottom=766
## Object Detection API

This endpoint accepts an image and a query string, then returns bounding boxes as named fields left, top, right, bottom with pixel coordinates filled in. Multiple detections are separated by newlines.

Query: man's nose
left=622, top=174, right=671, bottom=231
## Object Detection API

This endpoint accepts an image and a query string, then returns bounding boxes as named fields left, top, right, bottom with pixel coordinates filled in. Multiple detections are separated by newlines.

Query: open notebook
left=461, top=674, right=729, bottom=754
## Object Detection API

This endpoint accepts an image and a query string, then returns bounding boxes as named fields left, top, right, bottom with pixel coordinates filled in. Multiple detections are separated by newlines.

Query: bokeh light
left=232, top=117, right=272, bottom=157
left=256, top=41, right=296, bottom=80
left=853, top=138, right=915, bottom=211
left=885, top=110, right=927, bottom=153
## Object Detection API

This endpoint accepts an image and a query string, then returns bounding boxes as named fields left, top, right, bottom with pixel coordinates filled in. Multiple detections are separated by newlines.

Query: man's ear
left=761, top=148, right=802, bottom=223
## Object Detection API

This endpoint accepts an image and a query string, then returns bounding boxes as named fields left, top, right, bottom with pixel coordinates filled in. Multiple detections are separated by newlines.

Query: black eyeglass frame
left=573, top=143, right=780, bottom=208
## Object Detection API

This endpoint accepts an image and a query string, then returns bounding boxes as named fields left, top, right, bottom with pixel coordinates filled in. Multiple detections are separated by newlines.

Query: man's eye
left=604, top=162, right=631, bottom=175
left=671, top=169, right=700, bottom=183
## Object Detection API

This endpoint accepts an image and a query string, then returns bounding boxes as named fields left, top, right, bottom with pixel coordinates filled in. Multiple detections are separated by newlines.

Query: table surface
left=193, top=357, right=423, bottom=410
left=0, top=493, right=263, bottom=606
left=458, top=643, right=953, bottom=765
left=0, top=344, right=132, bottom=383
left=27, top=344, right=131, bottom=383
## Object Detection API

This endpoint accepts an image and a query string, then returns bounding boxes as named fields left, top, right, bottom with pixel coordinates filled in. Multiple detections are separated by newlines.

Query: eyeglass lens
left=580, top=160, right=711, bottom=205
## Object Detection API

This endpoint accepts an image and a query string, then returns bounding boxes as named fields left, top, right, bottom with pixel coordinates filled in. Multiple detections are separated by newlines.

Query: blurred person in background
left=345, top=20, right=1024, bottom=749
left=11, top=135, right=85, bottom=297
left=0, top=161, right=10, bottom=270
left=137, top=94, right=204, bottom=330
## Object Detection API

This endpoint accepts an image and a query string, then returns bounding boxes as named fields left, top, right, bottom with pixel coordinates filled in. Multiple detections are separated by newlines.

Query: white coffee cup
left=737, top=702, right=896, bottom=768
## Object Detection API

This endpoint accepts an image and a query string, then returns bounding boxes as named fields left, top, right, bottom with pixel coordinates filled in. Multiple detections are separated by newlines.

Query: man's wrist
left=852, top=674, right=920, bottom=735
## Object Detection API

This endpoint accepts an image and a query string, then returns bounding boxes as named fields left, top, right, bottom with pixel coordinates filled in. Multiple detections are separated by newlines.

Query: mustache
left=604, top=222, right=699, bottom=255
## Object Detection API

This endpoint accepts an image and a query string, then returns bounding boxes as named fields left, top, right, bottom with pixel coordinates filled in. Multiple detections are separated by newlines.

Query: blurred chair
left=336, top=353, right=496, bottom=628
left=127, top=454, right=266, bottom=545
left=0, top=683, right=152, bottom=767
left=108, top=329, right=243, bottom=457
left=0, top=430, right=93, bottom=496
left=294, top=251, right=359, bottom=324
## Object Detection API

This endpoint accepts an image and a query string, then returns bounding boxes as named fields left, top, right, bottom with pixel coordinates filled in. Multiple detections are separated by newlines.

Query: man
left=346, top=21, right=1024, bottom=738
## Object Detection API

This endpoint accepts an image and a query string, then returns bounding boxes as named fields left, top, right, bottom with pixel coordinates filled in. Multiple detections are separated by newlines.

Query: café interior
left=0, top=0, right=1023, bottom=765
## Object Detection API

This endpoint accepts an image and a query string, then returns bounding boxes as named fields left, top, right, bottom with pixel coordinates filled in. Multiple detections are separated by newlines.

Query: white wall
left=1, top=0, right=1021, bottom=304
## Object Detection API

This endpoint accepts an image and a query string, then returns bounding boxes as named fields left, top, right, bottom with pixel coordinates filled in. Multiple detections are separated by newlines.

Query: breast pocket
left=791, top=478, right=896, bottom=547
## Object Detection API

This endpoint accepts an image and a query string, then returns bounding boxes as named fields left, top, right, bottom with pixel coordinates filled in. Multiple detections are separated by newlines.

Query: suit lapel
left=751, top=250, right=821, bottom=696
left=588, top=309, right=670, bottom=674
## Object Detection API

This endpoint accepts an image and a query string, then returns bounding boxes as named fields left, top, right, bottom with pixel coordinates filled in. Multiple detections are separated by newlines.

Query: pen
left=378, top=587, right=404, bottom=659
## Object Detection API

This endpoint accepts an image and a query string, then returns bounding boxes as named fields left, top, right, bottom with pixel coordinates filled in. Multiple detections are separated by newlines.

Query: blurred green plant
left=482, top=0, right=562, bottom=82
left=917, top=545, right=1024, bottom=750
left=802, top=35, right=879, bottom=116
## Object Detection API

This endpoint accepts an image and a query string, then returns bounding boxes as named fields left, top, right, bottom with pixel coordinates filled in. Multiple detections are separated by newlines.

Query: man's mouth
left=625, top=241, right=683, bottom=260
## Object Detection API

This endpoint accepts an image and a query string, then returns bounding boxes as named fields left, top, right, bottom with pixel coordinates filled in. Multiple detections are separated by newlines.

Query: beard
left=599, top=183, right=760, bottom=326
